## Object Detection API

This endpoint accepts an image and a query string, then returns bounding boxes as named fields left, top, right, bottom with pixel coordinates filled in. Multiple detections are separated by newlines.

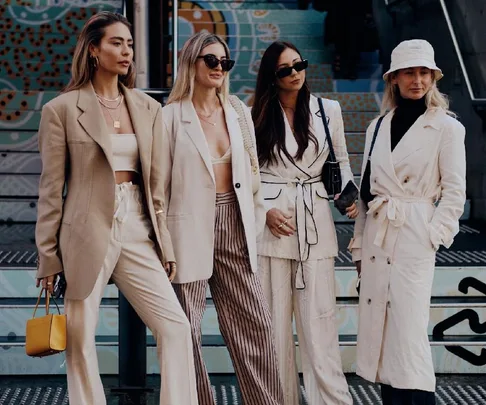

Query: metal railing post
left=438, top=0, right=486, bottom=102
left=172, top=0, right=179, bottom=81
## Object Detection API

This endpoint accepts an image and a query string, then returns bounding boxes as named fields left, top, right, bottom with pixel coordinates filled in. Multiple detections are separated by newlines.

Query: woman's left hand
left=165, top=261, right=177, bottom=282
left=345, top=202, right=359, bottom=219
left=334, top=194, right=359, bottom=219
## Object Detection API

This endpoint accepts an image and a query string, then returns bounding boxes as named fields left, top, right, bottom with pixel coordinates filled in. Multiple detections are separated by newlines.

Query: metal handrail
left=173, top=0, right=179, bottom=81
left=438, top=0, right=485, bottom=102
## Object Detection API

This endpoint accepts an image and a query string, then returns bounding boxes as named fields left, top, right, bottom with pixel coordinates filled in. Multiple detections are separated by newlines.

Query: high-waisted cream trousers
left=64, top=183, right=198, bottom=405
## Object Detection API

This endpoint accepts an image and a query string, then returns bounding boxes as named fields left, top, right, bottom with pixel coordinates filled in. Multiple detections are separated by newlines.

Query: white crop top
left=211, top=146, right=232, bottom=165
left=111, top=134, right=140, bottom=173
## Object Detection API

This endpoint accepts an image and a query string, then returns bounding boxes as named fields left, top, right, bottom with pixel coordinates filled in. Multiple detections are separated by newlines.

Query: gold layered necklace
left=196, top=103, right=219, bottom=127
left=96, top=92, right=124, bottom=129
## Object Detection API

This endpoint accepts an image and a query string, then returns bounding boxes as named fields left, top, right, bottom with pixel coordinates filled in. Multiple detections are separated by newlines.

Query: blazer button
left=235, top=183, right=241, bottom=189
left=367, top=298, right=372, bottom=305
left=387, top=257, right=392, bottom=265
left=373, top=212, right=379, bottom=218
left=370, top=256, right=375, bottom=263
left=404, top=176, right=410, bottom=183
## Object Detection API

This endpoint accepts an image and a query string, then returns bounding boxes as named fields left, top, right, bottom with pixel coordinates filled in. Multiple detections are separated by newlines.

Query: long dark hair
left=64, top=12, right=136, bottom=93
left=252, top=41, right=317, bottom=167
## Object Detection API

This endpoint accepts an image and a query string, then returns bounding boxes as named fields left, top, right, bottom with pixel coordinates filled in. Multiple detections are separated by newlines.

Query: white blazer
left=161, top=96, right=265, bottom=284
left=258, top=95, right=355, bottom=287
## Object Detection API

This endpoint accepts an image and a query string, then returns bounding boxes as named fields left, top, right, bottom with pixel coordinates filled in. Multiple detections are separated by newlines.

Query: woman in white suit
left=252, top=41, right=355, bottom=405
left=349, top=39, right=466, bottom=404
left=161, top=32, right=284, bottom=405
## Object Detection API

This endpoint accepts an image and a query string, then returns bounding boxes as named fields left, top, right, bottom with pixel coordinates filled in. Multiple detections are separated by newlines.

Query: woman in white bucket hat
left=349, top=39, right=466, bottom=404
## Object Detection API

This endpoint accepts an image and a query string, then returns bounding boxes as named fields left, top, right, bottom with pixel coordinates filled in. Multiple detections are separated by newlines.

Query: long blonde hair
left=167, top=32, right=231, bottom=104
left=63, top=11, right=136, bottom=93
left=381, top=71, right=455, bottom=117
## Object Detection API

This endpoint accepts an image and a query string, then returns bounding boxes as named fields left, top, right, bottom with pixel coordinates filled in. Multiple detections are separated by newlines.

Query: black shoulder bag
left=318, top=97, right=342, bottom=197
left=359, top=115, right=385, bottom=206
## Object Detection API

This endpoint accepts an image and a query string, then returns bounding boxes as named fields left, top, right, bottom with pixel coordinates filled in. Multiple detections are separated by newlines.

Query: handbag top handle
left=317, top=98, right=337, bottom=163
left=367, top=115, right=385, bottom=162
left=32, top=288, right=61, bottom=318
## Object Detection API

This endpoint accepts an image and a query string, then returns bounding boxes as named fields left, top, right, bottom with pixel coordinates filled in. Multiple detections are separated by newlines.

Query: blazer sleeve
left=35, top=103, right=67, bottom=279
left=151, top=104, right=176, bottom=263
left=243, top=102, right=266, bottom=239
left=348, top=118, right=376, bottom=262
left=331, top=101, right=355, bottom=189
left=429, top=119, right=466, bottom=250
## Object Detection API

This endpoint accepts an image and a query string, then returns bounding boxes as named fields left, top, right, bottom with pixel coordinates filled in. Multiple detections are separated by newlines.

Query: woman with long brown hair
left=252, top=41, right=355, bottom=405
left=34, top=11, right=197, bottom=405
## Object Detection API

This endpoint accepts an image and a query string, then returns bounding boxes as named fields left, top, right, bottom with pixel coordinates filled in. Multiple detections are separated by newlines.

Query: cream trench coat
left=160, top=96, right=265, bottom=284
left=349, top=107, right=466, bottom=391
left=258, top=95, right=355, bottom=288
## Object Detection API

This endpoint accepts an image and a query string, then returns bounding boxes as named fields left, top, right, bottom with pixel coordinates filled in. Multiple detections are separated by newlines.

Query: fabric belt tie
left=367, top=195, right=433, bottom=248
left=261, top=173, right=322, bottom=289
left=114, top=182, right=134, bottom=224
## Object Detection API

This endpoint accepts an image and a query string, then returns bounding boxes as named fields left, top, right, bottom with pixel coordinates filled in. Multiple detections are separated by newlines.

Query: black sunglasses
left=197, top=54, right=235, bottom=72
left=275, top=59, right=308, bottom=79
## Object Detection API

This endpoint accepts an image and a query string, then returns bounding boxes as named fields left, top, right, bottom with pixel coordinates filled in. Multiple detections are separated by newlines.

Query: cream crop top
left=111, top=134, right=140, bottom=173
left=211, top=146, right=232, bottom=165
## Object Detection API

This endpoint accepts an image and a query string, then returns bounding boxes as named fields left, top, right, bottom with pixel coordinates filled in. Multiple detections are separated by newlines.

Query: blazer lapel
left=181, top=98, right=215, bottom=183
left=123, top=86, right=153, bottom=184
left=77, top=83, right=114, bottom=170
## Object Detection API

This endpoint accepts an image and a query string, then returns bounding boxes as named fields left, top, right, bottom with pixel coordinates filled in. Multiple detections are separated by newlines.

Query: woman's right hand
left=266, top=208, right=296, bottom=238
left=355, top=260, right=362, bottom=276
left=36, top=274, right=57, bottom=294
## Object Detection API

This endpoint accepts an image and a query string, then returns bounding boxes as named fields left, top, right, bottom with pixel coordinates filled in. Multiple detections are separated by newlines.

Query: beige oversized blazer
left=160, top=96, right=265, bottom=284
left=35, top=83, right=175, bottom=300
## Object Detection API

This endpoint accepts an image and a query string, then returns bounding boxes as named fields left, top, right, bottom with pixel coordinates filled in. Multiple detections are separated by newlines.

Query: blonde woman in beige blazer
left=34, top=12, right=197, bottom=405
left=349, top=40, right=466, bottom=404
left=161, top=32, right=284, bottom=405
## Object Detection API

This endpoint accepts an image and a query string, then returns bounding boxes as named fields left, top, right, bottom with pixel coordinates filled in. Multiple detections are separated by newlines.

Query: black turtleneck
left=360, top=94, right=427, bottom=205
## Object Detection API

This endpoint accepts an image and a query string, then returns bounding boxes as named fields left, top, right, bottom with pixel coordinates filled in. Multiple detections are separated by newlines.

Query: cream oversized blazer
left=160, top=96, right=265, bottom=284
left=349, top=107, right=466, bottom=391
left=35, top=83, right=175, bottom=300
left=258, top=95, right=355, bottom=287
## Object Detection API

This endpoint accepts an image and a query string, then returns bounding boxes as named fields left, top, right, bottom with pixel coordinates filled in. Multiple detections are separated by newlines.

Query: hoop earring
left=91, top=55, right=99, bottom=70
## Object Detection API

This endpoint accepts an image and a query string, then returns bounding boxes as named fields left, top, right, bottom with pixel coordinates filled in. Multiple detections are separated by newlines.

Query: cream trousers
left=64, top=183, right=198, bottom=405
left=259, top=256, right=353, bottom=405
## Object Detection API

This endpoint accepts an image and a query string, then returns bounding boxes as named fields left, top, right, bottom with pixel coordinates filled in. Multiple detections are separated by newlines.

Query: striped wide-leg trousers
left=173, top=191, right=284, bottom=405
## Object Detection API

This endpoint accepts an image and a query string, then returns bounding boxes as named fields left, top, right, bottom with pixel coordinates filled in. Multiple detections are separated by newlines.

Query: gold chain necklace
left=197, top=112, right=217, bottom=126
left=98, top=94, right=124, bottom=129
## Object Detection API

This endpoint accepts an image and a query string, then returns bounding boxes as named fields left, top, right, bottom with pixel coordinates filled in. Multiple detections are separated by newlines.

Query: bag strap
left=367, top=115, right=385, bottom=162
left=317, top=97, right=337, bottom=163
left=228, top=95, right=259, bottom=174
left=32, top=288, right=61, bottom=318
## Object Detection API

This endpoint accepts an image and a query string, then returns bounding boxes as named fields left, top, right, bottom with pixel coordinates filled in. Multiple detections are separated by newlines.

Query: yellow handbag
left=25, top=288, right=67, bottom=357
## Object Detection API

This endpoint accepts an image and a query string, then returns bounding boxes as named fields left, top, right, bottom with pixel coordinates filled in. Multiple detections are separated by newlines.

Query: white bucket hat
left=383, top=39, right=443, bottom=81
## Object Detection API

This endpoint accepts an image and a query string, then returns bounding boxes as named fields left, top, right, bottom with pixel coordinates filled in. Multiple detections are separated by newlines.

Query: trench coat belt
left=261, top=173, right=322, bottom=289
left=367, top=195, right=434, bottom=248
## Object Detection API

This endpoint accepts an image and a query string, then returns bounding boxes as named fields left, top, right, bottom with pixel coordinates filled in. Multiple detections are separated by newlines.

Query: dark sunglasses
left=275, top=59, right=308, bottom=79
left=197, top=54, right=235, bottom=72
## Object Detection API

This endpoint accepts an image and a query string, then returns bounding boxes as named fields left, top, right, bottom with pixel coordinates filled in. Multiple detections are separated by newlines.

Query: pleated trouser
left=64, top=183, right=198, bottom=405
left=259, top=256, right=353, bottom=405
left=173, top=191, right=284, bottom=405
